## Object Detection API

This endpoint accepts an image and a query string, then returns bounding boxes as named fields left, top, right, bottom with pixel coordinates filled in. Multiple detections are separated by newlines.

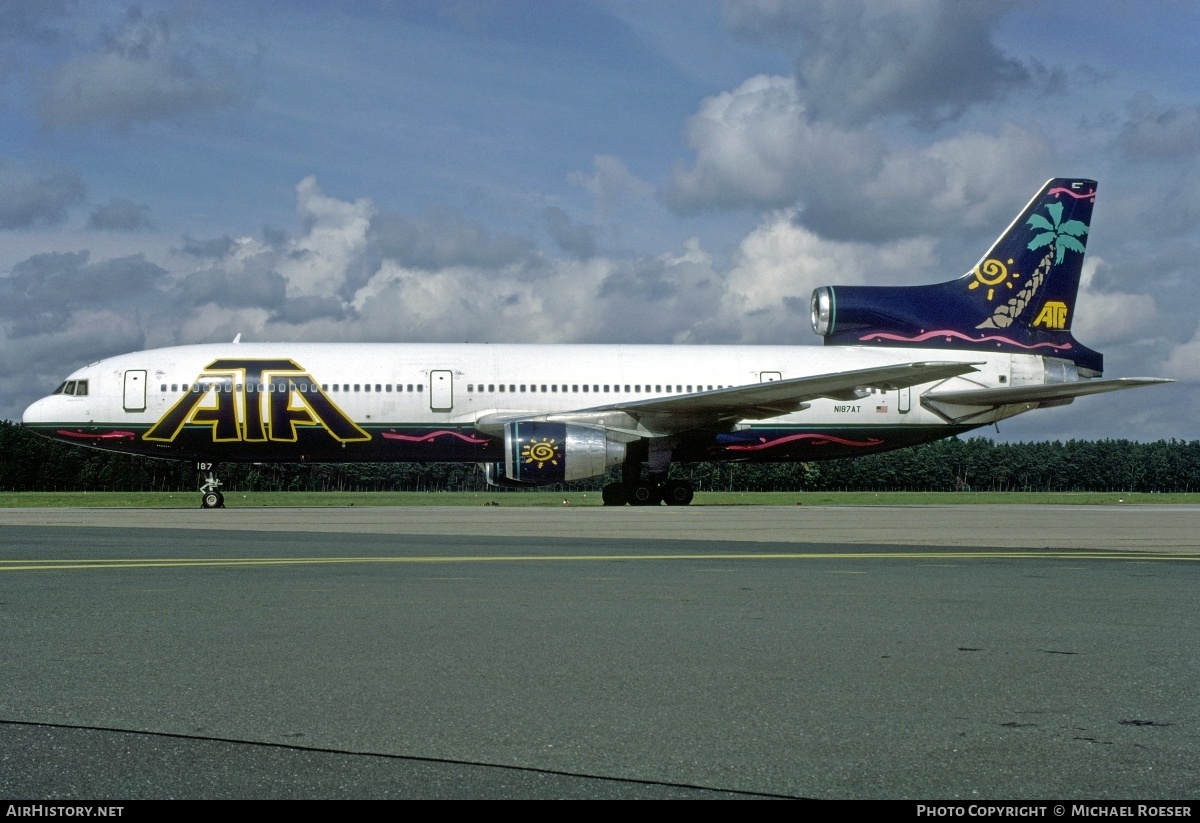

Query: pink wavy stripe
left=1048, top=187, right=1095, bottom=200
left=381, top=429, right=490, bottom=445
left=725, top=433, right=884, bottom=452
left=56, top=429, right=136, bottom=441
left=860, top=329, right=1072, bottom=351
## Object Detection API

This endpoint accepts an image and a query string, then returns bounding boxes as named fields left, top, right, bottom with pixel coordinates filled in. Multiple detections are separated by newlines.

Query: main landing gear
left=601, top=451, right=695, bottom=506
left=197, top=462, right=225, bottom=509
left=601, top=476, right=695, bottom=506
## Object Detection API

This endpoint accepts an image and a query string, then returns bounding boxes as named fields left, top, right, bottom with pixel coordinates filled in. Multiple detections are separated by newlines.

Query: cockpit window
left=53, top=380, right=89, bottom=396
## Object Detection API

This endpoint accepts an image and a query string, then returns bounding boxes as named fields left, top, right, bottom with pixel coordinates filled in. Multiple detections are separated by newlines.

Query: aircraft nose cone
left=22, top=396, right=57, bottom=426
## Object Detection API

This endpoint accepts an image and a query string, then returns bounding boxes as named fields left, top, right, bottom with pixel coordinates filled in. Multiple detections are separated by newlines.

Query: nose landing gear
left=197, top=462, right=225, bottom=509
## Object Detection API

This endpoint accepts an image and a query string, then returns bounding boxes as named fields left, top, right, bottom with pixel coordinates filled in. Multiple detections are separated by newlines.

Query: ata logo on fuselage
left=1032, top=301, right=1069, bottom=329
left=143, top=358, right=370, bottom=444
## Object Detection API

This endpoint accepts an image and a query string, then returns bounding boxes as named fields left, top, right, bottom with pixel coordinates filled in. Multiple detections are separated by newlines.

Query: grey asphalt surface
left=1, top=506, right=1197, bottom=799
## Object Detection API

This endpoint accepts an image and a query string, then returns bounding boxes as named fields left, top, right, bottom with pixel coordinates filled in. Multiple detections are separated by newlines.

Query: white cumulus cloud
left=1072, top=257, right=1158, bottom=348
left=282, top=176, right=376, bottom=300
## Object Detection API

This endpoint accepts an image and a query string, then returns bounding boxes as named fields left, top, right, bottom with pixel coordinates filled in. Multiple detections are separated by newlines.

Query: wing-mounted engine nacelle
left=501, top=421, right=625, bottom=485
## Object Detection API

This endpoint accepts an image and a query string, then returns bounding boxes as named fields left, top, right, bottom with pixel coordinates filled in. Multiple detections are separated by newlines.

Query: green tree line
left=3, top=420, right=1198, bottom=494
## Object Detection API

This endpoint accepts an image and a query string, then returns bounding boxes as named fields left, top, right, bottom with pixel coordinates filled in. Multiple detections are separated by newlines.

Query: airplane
left=22, top=177, right=1171, bottom=508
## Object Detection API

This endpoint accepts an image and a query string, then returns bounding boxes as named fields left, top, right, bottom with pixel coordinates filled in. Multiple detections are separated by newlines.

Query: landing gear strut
left=197, top=462, right=225, bottom=509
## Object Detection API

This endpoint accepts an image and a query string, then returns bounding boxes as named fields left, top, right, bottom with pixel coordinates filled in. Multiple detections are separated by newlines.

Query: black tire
left=661, top=479, right=694, bottom=506
left=601, top=483, right=628, bottom=506
left=628, top=481, right=661, bottom=506
left=202, top=492, right=221, bottom=509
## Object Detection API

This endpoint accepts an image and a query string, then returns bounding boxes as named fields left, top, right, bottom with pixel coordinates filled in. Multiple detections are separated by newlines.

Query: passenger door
left=123, top=370, right=147, bottom=412
left=430, top=370, right=453, bottom=411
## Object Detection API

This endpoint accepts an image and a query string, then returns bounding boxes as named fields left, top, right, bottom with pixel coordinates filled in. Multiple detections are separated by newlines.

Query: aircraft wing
left=923, top=377, right=1173, bottom=407
left=593, top=361, right=981, bottom=420
left=476, top=361, right=981, bottom=437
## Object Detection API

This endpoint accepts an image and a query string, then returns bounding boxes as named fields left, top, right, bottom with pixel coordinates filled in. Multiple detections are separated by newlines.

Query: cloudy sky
left=2, top=0, right=1197, bottom=442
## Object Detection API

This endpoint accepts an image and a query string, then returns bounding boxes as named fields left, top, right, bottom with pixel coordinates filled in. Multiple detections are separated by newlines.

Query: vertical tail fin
left=972, top=178, right=1095, bottom=333
left=811, top=178, right=1103, bottom=374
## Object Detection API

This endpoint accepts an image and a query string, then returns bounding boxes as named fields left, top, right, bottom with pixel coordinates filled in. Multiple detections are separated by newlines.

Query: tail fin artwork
left=810, top=178, right=1103, bottom=374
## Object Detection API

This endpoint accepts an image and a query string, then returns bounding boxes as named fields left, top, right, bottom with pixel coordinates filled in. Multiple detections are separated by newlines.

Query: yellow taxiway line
left=2, top=550, right=1198, bottom=573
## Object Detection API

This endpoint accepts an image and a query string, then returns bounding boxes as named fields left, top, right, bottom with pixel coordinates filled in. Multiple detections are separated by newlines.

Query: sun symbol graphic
left=522, top=437, right=561, bottom=469
left=969, top=258, right=1021, bottom=301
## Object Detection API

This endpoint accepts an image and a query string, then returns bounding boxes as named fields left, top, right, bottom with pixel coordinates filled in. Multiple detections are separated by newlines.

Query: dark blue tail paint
left=811, top=178, right=1103, bottom=374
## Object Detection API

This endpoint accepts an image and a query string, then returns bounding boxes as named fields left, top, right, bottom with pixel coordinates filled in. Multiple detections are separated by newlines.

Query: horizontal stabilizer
left=924, top=377, right=1172, bottom=407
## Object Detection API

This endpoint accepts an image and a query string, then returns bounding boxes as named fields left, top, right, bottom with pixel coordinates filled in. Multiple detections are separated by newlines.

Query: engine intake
left=811, top=286, right=834, bottom=337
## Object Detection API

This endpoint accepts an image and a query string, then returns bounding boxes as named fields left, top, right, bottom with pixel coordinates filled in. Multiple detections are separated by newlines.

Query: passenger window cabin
left=260, top=377, right=729, bottom=401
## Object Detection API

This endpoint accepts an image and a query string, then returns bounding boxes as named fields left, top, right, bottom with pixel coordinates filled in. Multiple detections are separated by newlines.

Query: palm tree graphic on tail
left=977, top=201, right=1089, bottom=329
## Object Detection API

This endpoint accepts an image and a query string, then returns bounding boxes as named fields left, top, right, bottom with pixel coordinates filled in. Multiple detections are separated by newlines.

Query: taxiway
left=1, top=506, right=1197, bottom=799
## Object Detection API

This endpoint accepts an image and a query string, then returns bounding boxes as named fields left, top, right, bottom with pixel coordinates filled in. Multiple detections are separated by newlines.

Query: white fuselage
left=23, top=341, right=1038, bottom=436
left=19, top=341, right=1064, bottom=478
